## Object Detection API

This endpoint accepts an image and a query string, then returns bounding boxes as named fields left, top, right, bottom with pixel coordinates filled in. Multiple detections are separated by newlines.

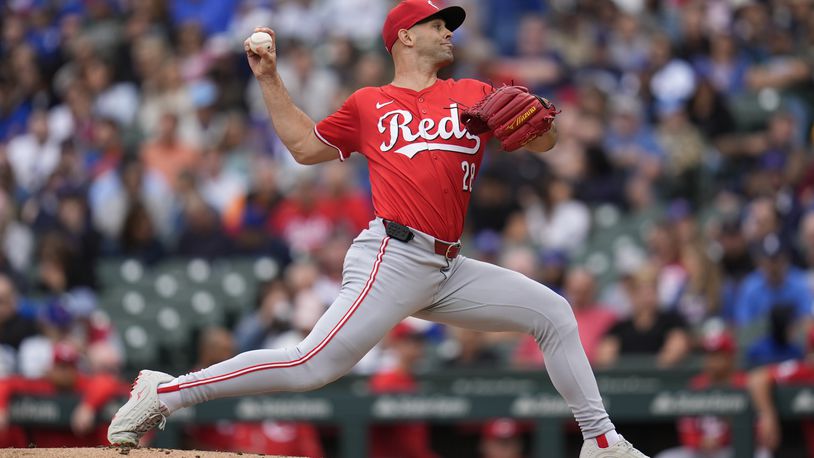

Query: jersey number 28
left=461, top=161, right=476, bottom=192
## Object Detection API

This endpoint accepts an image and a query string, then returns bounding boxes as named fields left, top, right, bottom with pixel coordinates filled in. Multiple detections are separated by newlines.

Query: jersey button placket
left=418, top=96, right=427, bottom=114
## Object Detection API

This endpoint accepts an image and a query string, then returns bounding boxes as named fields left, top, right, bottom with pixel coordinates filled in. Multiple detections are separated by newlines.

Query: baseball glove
left=460, top=85, right=559, bottom=152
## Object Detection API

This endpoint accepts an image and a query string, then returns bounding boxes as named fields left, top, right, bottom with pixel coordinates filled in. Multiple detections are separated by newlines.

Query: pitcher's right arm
left=245, top=28, right=337, bottom=165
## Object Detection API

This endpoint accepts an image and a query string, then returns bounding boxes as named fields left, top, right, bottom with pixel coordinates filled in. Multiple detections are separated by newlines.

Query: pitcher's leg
left=159, top=236, right=414, bottom=409
left=415, top=256, right=614, bottom=440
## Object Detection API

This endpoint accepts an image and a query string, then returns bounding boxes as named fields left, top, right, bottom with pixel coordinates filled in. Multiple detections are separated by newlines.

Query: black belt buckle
left=384, top=220, right=414, bottom=243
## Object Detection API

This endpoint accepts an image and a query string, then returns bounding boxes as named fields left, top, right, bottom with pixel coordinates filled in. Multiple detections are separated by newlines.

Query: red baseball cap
left=53, top=341, right=80, bottom=366
left=483, top=418, right=524, bottom=440
left=701, top=331, right=736, bottom=354
left=389, top=322, right=424, bottom=341
left=382, top=0, right=466, bottom=53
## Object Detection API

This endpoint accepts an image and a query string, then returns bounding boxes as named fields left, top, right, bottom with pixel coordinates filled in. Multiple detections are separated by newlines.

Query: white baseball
left=249, top=32, right=273, bottom=54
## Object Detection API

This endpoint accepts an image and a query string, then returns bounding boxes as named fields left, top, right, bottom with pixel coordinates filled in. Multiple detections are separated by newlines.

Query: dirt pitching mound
left=0, top=448, right=302, bottom=458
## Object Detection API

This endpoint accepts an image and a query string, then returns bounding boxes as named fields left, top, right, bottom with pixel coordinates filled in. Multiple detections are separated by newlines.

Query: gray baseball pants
left=159, top=218, right=614, bottom=439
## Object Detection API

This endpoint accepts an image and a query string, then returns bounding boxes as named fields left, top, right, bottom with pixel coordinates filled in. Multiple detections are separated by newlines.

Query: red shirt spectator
left=749, top=327, right=814, bottom=457
left=0, top=342, right=126, bottom=447
left=270, top=178, right=337, bottom=255
left=768, top=359, right=814, bottom=458
left=320, top=162, right=373, bottom=235
left=514, top=268, right=616, bottom=366
left=232, top=421, right=324, bottom=457
left=678, top=372, right=748, bottom=450
left=369, top=322, right=438, bottom=458
left=658, top=330, right=750, bottom=457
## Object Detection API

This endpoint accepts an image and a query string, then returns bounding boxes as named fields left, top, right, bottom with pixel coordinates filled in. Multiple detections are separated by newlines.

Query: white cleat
left=579, top=435, right=649, bottom=458
left=107, top=370, right=174, bottom=446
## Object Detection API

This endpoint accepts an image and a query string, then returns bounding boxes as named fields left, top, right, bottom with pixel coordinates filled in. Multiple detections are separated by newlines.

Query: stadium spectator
left=603, top=96, right=664, bottom=181
left=713, top=216, right=755, bottom=322
left=175, top=194, right=232, bottom=259
left=692, top=33, right=749, bottom=97
left=514, top=267, right=616, bottom=367
left=141, top=112, right=200, bottom=191
left=732, top=233, right=812, bottom=328
left=137, top=53, right=194, bottom=137
left=595, top=267, right=691, bottom=368
left=264, top=285, right=324, bottom=351
left=491, top=15, right=564, bottom=94
left=799, top=211, right=814, bottom=290
left=746, top=305, right=805, bottom=369
left=0, top=190, right=33, bottom=287
left=741, top=198, right=782, bottom=246
left=480, top=418, right=529, bottom=458
left=179, top=79, right=227, bottom=150
left=0, top=341, right=125, bottom=447
left=312, top=233, right=351, bottom=306
left=656, top=329, right=756, bottom=458
left=442, top=327, right=500, bottom=370
left=269, top=172, right=338, bottom=256
left=320, top=162, right=374, bottom=237
left=271, top=40, right=340, bottom=122
left=83, top=59, right=139, bottom=128
left=85, top=117, right=126, bottom=180
left=6, top=110, right=60, bottom=196
left=222, top=159, right=290, bottom=262
left=196, top=148, right=246, bottom=216
left=89, top=155, right=177, bottom=243
left=170, top=0, right=234, bottom=37
left=0, top=274, right=38, bottom=359
left=749, top=327, right=814, bottom=457
left=467, top=165, right=521, bottom=237
left=234, top=279, right=292, bottom=353
left=673, top=239, right=723, bottom=326
left=118, top=201, right=167, bottom=265
left=685, top=79, right=738, bottom=156
left=607, top=13, right=649, bottom=74
left=656, top=104, right=706, bottom=203
left=369, top=322, right=438, bottom=458
left=523, top=174, right=590, bottom=255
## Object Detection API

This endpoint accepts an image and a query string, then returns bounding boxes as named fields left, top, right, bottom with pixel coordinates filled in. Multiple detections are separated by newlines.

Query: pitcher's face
left=410, top=18, right=454, bottom=66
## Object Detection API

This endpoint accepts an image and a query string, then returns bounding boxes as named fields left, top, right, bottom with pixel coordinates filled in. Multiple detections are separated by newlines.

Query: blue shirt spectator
left=171, top=0, right=235, bottom=36
left=0, top=98, right=31, bottom=143
left=482, top=0, right=546, bottom=55
left=745, top=305, right=805, bottom=368
left=733, top=234, right=813, bottom=326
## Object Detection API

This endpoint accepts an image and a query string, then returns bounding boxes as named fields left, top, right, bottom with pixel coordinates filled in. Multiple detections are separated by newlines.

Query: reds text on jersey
left=315, top=78, right=493, bottom=241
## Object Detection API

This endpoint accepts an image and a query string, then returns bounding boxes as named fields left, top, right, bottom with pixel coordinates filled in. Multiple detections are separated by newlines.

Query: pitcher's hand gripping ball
left=248, top=32, right=274, bottom=54
left=461, top=85, right=559, bottom=152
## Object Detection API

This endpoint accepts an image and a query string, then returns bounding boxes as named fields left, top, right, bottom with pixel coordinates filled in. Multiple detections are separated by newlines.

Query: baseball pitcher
left=109, top=1, right=647, bottom=457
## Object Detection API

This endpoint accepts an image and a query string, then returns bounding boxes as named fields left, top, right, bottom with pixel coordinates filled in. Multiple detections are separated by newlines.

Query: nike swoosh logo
left=376, top=100, right=395, bottom=109
left=428, top=0, right=440, bottom=10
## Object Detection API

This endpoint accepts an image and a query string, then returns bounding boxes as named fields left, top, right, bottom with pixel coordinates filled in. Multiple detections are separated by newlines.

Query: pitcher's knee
left=292, top=356, right=355, bottom=392
left=292, top=367, right=336, bottom=392
left=529, top=294, right=578, bottom=337
left=552, top=295, right=578, bottom=331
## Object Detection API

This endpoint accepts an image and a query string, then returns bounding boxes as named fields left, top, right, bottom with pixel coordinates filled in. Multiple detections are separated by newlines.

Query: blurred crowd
left=1, top=0, right=814, bottom=455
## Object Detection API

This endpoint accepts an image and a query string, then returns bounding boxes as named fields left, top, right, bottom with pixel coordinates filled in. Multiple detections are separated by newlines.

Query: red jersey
left=769, top=360, right=814, bottom=458
left=185, top=421, right=324, bottom=457
left=0, top=374, right=126, bottom=447
left=315, top=78, right=493, bottom=241
left=677, top=372, right=748, bottom=450
left=369, top=369, right=439, bottom=458
left=770, top=360, right=814, bottom=384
